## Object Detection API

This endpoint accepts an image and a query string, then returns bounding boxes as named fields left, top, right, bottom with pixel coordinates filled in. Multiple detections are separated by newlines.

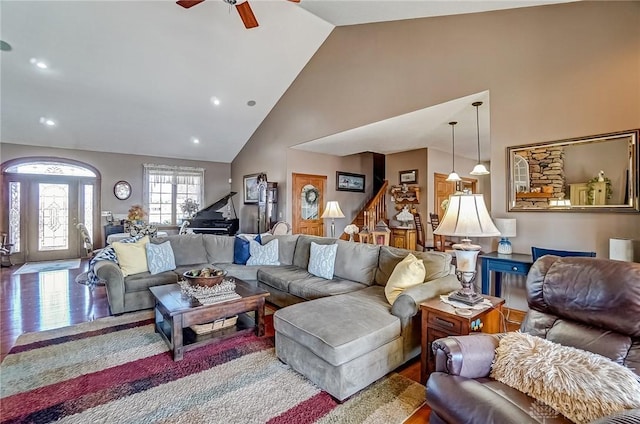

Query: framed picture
left=399, top=169, right=418, bottom=184
left=243, top=173, right=260, bottom=204
left=336, top=171, right=365, bottom=193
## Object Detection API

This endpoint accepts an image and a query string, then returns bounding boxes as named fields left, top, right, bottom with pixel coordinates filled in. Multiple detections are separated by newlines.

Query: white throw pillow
left=384, top=253, right=426, bottom=304
left=308, top=242, right=338, bottom=280
left=111, top=236, right=149, bottom=277
left=246, top=239, right=280, bottom=266
left=146, top=240, right=176, bottom=275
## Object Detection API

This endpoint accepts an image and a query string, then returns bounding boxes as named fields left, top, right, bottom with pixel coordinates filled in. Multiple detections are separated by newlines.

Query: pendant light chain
left=451, top=121, right=456, bottom=172
left=470, top=101, right=490, bottom=175
left=446, top=121, right=461, bottom=182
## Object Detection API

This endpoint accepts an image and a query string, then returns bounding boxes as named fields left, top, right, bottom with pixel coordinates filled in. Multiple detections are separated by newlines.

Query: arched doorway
left=2, top=158, right=101, bottom=263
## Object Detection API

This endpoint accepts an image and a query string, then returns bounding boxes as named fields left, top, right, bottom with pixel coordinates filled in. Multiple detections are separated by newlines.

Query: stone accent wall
left=517, top=146, right=566, bottom=208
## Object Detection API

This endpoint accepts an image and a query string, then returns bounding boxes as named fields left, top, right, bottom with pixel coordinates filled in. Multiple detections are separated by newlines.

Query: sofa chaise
left=95, top=232, right=461, bottom=400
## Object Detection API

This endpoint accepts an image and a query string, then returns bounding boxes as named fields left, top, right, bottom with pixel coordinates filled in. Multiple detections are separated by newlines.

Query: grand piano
left=188, top=192, right=239, bottom=236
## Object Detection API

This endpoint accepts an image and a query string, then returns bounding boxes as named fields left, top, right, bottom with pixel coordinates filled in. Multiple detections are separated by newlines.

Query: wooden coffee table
left=150, top=278, right=269, bottom=361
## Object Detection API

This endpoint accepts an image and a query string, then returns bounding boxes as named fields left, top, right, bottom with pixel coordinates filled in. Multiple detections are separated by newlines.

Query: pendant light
left=470, top=101, right=490, bottom=175
left=446, top=121, right=462, bottom=182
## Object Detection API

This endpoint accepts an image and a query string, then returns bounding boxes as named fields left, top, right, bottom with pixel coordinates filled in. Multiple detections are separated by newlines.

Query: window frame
left=143, top=164, right=205, bottom=226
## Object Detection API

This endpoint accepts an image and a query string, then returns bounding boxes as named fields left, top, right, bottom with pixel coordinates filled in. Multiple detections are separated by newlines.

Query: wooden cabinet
left=569, top=182, right=606, bottom=205
left=420, top=295, right=504, bottom=384
left=391, top=227, right=416, bottom=251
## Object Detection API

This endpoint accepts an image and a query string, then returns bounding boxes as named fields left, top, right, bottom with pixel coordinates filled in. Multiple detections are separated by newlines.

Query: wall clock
left=114, top=180, right=131, bottom=200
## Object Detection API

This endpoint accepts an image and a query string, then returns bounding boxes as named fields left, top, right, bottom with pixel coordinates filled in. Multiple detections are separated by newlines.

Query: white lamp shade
left=610, top=238, right=634, bottom=261
left=446, top=171, right=461, bottom=182
left=434, top=194, right=500, bottom=237
left=470, top=163, right=490, bottom=175
left=494, top=218, right=517, bottom=238
left=321, top=201, right=345, bottom=219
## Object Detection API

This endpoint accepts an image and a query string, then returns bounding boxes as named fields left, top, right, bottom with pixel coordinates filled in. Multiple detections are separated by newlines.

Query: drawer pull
left=512, top=266, right=518, bottom=271
left=434, top=317, right=455, bottom=328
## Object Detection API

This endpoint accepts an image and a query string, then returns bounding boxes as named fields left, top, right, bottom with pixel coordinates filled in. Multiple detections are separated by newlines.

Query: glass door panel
left=28, top=181, right=79, bottom=261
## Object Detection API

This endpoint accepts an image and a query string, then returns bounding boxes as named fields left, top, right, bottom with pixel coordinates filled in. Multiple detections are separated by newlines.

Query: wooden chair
left=429, top=213, right=454, bottom=252
left=413, top=213, right=433, bottom=251
left=531, top=247, right=596, bottom=262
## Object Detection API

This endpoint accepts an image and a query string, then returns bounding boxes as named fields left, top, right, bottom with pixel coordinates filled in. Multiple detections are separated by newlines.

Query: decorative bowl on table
left=182, top=267, right=228, bottom=287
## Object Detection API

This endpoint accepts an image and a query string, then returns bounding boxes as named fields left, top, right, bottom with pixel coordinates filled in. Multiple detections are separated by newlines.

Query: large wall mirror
left=507, top=129, right=639, bottom=213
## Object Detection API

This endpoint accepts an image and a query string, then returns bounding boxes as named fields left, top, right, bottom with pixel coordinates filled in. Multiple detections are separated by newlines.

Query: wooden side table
left=420, top=295, right=505, bottom=384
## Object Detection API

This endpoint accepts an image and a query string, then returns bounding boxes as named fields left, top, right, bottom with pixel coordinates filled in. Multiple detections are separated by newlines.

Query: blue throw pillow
left=233, top=234, right=261, bottom=265
left=146, top=240, right=176, bottom=275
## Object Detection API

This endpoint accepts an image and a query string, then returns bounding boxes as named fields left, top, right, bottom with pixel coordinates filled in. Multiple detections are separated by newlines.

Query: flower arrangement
left=127, top=204, right=146, bottom=221
left=344, top=224, right=359, bottom=242
left=344, top=224, right=359, bottom=235
left=181, top=198, right=200, bottom=218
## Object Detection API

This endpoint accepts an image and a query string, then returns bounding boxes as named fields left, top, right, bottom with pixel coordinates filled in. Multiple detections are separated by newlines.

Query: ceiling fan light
left=446, top=171, right=461, bottom=182
left=470, top=163, right=490, bottom=175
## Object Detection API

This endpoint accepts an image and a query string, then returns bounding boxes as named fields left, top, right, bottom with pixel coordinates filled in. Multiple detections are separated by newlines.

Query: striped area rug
left=1, top=311, right=425, bottom=424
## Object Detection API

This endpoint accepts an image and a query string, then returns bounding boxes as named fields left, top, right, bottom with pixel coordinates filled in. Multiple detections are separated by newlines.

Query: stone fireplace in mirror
left=507, top=129, right=639, bottom=213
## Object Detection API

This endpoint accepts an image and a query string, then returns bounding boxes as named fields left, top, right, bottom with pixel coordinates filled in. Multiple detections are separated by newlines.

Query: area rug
left=13, top=259, right=81, bottom=275
left=0, top=311, right=425, bottom=424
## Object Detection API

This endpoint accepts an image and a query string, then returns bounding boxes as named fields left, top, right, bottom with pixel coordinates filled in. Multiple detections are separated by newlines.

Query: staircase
left=340, top=180, right=389, bottom=240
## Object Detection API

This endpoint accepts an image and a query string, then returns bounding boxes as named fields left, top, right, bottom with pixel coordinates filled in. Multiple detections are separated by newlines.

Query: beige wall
left=233, top=2, right=640, bottom=307
left=1, top=143, right=231, bottom=241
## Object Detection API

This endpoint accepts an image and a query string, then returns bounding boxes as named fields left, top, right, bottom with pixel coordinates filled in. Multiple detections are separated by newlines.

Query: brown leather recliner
left=426, top=256, right=640, bottom=424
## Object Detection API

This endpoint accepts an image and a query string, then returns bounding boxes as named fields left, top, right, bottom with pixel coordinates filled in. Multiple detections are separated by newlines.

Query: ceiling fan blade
left=176, top=0, right=206, bottom=9
left=236, top=1, right=258, bottom=29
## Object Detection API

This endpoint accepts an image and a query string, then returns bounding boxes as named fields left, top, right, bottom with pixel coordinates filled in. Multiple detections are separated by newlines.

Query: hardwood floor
left=0, top=260, right=432, bottom=420
left=0, top=259, right=111, bottom=361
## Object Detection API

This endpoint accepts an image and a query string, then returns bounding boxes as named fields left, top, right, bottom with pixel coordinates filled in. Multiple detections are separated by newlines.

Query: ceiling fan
left=176, top=0, right=300, bottom=30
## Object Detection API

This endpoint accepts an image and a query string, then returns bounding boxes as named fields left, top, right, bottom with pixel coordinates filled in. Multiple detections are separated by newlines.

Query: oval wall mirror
left=507, top=129, right=639, bottom=213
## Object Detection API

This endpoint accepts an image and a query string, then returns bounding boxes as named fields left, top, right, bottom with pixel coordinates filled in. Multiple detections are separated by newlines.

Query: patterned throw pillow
left=246, top=239, right=280, bottom=266
left=233, top=234, right=261, bottom=265
left=308, top=242, right=338, bottom=280
left=146, top=240, right=176, bottom=275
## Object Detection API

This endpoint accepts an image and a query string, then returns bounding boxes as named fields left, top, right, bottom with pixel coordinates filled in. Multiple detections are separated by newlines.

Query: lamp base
left=497, top=238, right=512, bottom=254
left=448, top=291, right=484, bottom=306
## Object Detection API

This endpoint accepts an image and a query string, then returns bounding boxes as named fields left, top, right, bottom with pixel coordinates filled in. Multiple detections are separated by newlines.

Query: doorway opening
left=2, top=158, right=101, bottom=264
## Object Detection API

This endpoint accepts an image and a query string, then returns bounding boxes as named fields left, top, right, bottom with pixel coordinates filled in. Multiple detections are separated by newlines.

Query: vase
left=349, top=234, right=354, bottom=242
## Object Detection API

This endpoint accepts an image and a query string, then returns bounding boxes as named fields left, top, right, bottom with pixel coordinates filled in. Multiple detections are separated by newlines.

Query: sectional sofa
left=95, top=233, right=461, bottom=399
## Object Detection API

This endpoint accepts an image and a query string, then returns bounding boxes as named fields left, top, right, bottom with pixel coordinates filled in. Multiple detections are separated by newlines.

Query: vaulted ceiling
left=0, top=0, right=575, bottom=163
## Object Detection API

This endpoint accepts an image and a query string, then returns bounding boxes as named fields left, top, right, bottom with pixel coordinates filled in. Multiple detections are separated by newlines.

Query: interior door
left=434, top=173, right=477, bottom=219
left=27, top=178, right=80, bottom=261
left=292, top=173, right=326, bottom=236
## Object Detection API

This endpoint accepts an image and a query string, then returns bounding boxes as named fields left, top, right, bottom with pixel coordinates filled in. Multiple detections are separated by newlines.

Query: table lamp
left=494, top=218, right=516, bottom=254
left=434, top=194, right=500, bottom=305
left=321, top=201, right=345, bottom=238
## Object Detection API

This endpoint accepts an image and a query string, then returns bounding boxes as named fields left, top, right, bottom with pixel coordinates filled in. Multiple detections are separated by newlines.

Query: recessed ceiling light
left=247, top=100, right=256, bottom=107
left=30, top=58, right=48, bottom=69
left=210, top=97, right=221, bottom=106
left=191, top=137, right=200, bottom=144
left=39, top=117, right=56, bottom=126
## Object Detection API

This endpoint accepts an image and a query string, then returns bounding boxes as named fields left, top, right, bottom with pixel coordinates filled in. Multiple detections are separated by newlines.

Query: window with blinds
left=144, top=164, right=204, bottom=225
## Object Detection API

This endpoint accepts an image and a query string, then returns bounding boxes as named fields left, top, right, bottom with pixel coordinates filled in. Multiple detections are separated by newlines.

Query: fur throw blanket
left=490, top=332, right=640, bottom=423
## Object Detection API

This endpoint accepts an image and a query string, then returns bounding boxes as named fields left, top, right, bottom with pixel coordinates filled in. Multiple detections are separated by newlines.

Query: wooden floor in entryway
left=0, top=259, right=431, bottom=421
